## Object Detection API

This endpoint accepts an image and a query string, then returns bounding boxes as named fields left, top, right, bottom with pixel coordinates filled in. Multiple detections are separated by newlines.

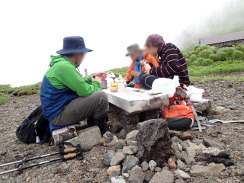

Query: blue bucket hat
left=56, top=36, right=93, bottom=54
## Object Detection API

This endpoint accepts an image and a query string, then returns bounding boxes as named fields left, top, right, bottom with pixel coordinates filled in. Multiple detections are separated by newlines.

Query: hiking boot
left=87, top=115, right=109, bottom=135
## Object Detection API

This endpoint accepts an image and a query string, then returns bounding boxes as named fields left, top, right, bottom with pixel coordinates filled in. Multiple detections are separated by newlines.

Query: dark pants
left=51, top=91, right=109, bottom=126
left=139, top=73, right=159, bottom=90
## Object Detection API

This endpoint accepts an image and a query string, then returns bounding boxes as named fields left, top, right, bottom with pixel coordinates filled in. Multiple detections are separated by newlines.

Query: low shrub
left=209, top=54, right=219, bottom=61
left=198, top=49, right=214, bottom=58
left=185, top=58, right=191, bottom=65
left=191, top=60, right=201, bottom=66
left=201, top=59, right=214, bottom=66
left=218, top=47, right=235, bottom=56
left=216, top=51, right=228, bottom=61
left=189, top=54, right=197, bottom=62
left=232, top=50, right=244, bottom=59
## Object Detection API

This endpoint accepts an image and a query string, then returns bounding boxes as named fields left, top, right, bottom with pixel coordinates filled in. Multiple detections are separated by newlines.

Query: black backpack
left=16, top=106, right=51, bottom=144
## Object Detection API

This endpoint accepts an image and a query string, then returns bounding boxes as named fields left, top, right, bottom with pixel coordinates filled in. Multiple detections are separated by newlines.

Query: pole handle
left=63, top=153, right=77, bottom=160
left=63, top=147, right=76, bottom=153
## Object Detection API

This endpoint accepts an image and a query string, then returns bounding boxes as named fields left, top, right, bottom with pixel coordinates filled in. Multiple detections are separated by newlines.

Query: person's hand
left=140, top=59, right=149, bottom=65
left=96, top=72, right=107, bottom=81
left=131, top=71, right=141, bottom=78
left=92, top=76, right=102, bottom=84
left=144, top=65, right=151, bottom=74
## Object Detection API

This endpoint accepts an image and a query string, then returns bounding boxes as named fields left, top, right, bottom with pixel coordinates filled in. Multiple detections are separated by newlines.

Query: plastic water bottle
left=117, top=75, right=124, bottom=91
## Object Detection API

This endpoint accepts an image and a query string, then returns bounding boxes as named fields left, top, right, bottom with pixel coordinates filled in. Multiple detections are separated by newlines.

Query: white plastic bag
left=152, top=75, right=180, bottom=98
left=185, top=86, right=204, bottom=102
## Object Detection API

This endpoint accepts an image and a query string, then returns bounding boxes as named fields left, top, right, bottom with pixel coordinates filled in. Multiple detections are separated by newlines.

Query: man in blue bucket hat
left=40, top=36, right=109, bottom=134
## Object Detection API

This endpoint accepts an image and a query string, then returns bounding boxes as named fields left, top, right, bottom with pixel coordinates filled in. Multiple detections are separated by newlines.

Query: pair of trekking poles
left=0, top=143, right=83, bottom=175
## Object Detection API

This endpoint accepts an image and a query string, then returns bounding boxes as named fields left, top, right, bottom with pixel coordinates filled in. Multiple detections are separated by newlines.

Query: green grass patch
left=107, top=67, right=129, bottom=77
left=0, top=93, right=9, bottom=105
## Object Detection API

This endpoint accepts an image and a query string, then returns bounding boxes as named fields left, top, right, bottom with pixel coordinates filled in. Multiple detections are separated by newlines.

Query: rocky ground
left=0, top=78, right=243, bottom=183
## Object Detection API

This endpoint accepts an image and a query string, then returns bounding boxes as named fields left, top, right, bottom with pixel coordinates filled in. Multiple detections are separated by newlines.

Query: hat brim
left=56, top=48, right=93, bottom=55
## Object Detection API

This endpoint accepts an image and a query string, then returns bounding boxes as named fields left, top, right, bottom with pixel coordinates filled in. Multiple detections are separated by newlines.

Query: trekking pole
left=0, top=144, right=82, bottom=175
left=0, top=144, right=77, bottom=168
left=190, top=103, right=202, bottom=132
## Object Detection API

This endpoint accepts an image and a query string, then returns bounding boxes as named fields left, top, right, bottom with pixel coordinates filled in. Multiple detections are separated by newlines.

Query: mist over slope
left=175, top=0, right=244, bottom=50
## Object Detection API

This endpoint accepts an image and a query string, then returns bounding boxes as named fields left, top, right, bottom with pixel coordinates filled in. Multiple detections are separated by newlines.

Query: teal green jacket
left=40, top=55, right=101, bottom=121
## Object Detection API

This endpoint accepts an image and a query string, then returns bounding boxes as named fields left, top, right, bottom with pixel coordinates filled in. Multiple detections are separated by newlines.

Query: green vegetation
left=0, top=83, right=41, bottom=105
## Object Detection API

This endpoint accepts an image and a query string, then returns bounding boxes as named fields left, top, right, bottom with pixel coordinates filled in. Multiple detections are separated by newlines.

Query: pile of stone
left=102, top=119, right=234, bottom=183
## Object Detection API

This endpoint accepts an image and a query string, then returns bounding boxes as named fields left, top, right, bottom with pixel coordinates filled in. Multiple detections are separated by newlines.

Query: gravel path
left=0, top=77, right=243, bottom=183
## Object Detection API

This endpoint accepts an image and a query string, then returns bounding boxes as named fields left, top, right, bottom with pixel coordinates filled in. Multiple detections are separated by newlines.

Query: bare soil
left=0, top=78, right=243, bottom=183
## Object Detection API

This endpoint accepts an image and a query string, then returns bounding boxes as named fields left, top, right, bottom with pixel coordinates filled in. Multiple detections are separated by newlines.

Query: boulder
left=190, top=163, right=225, bottom=177
left=110, top=151, right=126, bottom=166
left=66, top=126, right=101, bottom=151
left=149, top=170, right=174, bottom=183
left=136, top=119, right=172, bottom=166
left=128, top=165, right=145, bottom=183
left=122, top=155, right=139, bottom=173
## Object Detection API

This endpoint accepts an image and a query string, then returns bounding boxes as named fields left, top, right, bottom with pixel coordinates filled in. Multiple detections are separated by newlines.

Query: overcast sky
left=0, top=0, right=232, bottom=86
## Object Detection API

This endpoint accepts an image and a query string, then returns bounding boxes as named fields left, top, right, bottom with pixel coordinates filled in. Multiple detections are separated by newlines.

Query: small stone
left=107, top=165, right=121, bottom=176
left=149, top=170, right=174, bottom=183
left=122, top=173, right=129, bottom=178
left=180, top=132, right=193, bottom=140
left=105, top=136, right=113, bottom=143
left=106, top=132, right=114, bottom=137
left=125, top=130, right=139, bottom=143
left=175, top=179, right=185, bottom=183
left=141, top=161, right=149, bottom=172
left=203, top=138, right=225, bottom=150
left=149, top=160, right=157, bottom=171
left=144, top=170, right=155, bottom=182
left=214, top=106, right=229, bottom=115
left=201, top=147, right=221, bottom=156
left=128, top=165, right=145, bottom=183
left=177, top=159, right=186, bottom=169
left=185, top=155, right=195, bottom=165
left=122, top=146, right=134, bottom=155
left=130, top=144, right=138, bottom=153
left=190, top=163, right=225, bottom=177
left=104, top=135, right=119, bottom=147
left=115, top=140, right=126, bottom=150
left=219, top=149, right=230, bottom=158
left=104, top=150, right=115, bottom=166
left=111, top=176, right=126, bottom=183
left=229, top=106, right=237, bottom=110
left=186, top=142, right=198, bottom=158
left=175, top=169, right=191, bottom=179
left=155, top=167, right=162, bottom=172
left=168, top=158, right=177, bottom=170
left=192, top=139, right=203, bottom=145
left=162, top=166, right=169, bottom=171
left=110, top=152, right=125, bottom=166
left=122, top=155, right=139, bottom=173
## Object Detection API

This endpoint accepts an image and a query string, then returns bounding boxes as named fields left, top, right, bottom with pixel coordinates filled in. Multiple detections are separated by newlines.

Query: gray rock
left=149, top=170, right=174, bottom=183
left=219, top=149, right=230, bottom=158
left=149, top=160, right=157, bottom=171
left=184, top=155, right=195, bottom=165
left=104, top=150, right=115, bottom=166
left=105, top=136, right=113, bottom=143
left=186, top=142, right=198, bottom=158
left=193, top=100, right=212, bottom=114
left=122, top=155, right=139, bottom=173
left=177, top=159, right=186, bottom=169
left=190, top=163, right=225, bottom=177
left=128, top=165, right=145, bottom=183
left=122, top=173, right=129, bottom=178
left=66, top=126, right=101, bottom=151
left=125, top=130, right=139, bottom=143
left=175, top=179, right=185, bottom=183
left=115, top=139, right=126, bottom=150
left=141, top=161, right=149, bottom=171
left=130, top=144, right=138, bottom=153
left=203, top=138, right=225, bottom=150
left=110, top=151, right=126, bottom=166
left=171, top=137, right=186, bottom=161
left=136, top=119, right=172, bottom=166
left=175, top=169, right=191, bottom=179
left=123, top=146, right=134, bottom=155
left=192, top=139, right=203, bottom=146
left=144, top=170, right=155, bottom=182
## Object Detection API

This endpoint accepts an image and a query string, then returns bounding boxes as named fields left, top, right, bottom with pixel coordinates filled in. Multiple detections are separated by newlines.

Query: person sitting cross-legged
left=40, top=36, right=109, bottom=134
